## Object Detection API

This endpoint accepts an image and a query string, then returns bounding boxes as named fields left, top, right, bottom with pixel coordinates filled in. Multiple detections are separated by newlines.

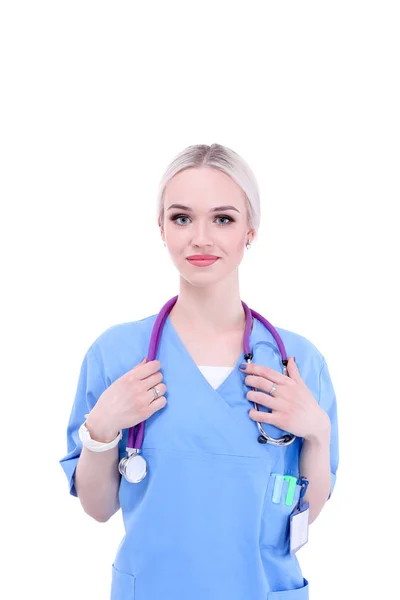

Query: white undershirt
left=197, top=365, right=235, bottom=390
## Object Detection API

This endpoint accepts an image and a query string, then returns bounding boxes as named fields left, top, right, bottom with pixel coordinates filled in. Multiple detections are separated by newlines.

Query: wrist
left=85, top=413, right=120, bottom=443
left=305, top=414, right=331, bottom=445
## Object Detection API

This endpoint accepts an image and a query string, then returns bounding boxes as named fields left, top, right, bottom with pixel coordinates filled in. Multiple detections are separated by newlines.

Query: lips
left=186, top=257, right=220, bottom=267
left=186, top=255, right=219, bottom=260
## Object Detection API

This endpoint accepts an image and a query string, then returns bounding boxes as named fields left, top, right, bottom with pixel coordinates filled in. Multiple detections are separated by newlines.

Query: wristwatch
left=79, top=415, right=122, bottom=452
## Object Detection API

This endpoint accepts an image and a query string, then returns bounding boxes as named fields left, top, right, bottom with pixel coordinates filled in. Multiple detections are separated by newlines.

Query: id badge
left=289, top=476, right=310, bottom=555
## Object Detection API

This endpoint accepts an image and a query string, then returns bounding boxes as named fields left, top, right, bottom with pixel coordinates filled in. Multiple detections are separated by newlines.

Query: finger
left=133, top=358, right=162, bottom=379
left=247, top=390, right=281, bottom=410
left=249, top=407, right=279, bottom=425
left=147, top=382, right=167, bottom=404
left=286, top=356, right=302, bottom=383
left=143, top=370, right=164, bottom=390
left=134, top=357, right=147, bottom=367
left=245, top=374, right=282, bottom=395
left=241, top=362, right=289, bottom=385
left=147, top=395, right=167, bottom=416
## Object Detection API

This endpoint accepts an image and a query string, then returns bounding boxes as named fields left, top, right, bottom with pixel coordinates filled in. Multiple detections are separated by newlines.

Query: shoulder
left=93, top=313, right=157, bottom=346
left=267, top=325, right=329, bottom=399
left=87, top=313, right=158, bottom=371
left=272, top=325, right=326, bottom=372
left=274, top=325, right=323, bottom=357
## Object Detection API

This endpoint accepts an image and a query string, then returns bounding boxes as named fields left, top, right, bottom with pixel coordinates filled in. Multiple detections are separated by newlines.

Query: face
left=159, top=166, right=255, bottom=286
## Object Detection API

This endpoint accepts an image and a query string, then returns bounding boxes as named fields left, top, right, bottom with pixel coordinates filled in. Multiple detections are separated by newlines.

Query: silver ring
left=152, top=386, right=160, bottom=401
left=269, top=383, right=277, bottom=395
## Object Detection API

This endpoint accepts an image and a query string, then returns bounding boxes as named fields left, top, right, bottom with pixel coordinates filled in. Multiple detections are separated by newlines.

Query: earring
left=246, top=240, right=252, bottom=250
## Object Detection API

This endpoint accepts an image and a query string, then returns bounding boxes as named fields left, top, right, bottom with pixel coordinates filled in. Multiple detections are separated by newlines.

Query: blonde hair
left=156, top=143, right=261, bottom=236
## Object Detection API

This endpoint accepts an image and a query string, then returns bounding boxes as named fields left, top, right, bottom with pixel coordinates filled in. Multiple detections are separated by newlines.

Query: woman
left=60, top=143, right=339, bottom=600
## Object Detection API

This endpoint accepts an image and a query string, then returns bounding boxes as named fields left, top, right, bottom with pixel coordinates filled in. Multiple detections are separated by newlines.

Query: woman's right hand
left=85, top=357, right=167, bottom=442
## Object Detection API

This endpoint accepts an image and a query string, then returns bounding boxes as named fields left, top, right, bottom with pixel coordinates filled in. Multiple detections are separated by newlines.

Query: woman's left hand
left=241, top=356, right=330, bottom=441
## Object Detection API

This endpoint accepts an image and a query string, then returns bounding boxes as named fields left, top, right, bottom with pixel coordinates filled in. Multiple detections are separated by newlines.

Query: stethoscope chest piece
left=119, top=449, right=148, bottom=483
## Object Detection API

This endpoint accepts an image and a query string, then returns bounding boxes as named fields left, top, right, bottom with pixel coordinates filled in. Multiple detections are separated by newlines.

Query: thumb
left=287, top=356, right=300, bottom=380
left=135, top=356, right=147, bottom=368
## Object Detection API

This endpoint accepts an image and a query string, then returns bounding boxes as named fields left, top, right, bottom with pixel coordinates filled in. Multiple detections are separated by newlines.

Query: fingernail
left=239, top=362, right=248, bottom=370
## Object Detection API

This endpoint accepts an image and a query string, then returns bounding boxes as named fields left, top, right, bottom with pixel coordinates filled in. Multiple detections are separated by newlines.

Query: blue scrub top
left=60, top=312, right=339, bottom=600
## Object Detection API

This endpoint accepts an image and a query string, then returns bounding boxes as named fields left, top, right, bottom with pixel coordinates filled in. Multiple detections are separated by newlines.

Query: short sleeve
left=318, top=357, right=339, bottom=500
left=59, top=346, right=107, bottom=497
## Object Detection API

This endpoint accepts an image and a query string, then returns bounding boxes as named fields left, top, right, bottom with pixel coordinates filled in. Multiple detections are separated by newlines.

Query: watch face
left=125, top=454, right=148, bottom=483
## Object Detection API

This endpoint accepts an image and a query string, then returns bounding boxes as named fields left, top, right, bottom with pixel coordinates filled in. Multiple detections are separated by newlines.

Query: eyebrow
left=166, top=204, right=240, bottom=213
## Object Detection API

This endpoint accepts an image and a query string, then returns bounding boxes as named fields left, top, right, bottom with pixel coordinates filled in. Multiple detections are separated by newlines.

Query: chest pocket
left=260, top=472, right=302, bottom=551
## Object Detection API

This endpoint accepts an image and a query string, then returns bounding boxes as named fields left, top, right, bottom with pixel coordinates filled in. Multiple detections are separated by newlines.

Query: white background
left=1, top=1, right=398, bottom=599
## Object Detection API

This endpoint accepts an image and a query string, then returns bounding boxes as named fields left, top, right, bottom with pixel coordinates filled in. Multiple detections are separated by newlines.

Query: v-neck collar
left=164, top=313, right=256, bottom=396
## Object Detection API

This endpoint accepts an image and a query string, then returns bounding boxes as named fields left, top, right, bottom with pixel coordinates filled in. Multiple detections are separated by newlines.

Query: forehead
left=164, top=167, right=246, bottom=208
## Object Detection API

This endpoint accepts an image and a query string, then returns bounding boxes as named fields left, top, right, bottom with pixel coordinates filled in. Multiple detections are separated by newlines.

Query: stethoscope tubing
left=127, top=296, right=296, bottom=451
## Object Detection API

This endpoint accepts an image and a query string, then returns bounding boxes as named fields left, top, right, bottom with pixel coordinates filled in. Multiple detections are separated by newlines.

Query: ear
left=247, top=229, right=256, bottom=242
left=159, top=221, right=165, bottom=242
left=247, top=229, right=256, bottom=244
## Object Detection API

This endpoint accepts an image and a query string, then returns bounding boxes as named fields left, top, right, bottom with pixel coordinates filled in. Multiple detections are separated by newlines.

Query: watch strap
left=79, top=420, right=122, bottom=452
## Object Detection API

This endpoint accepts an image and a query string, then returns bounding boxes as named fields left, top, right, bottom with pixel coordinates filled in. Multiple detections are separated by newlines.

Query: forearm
left=74, top=417, right=121, bottom=522
left=299, top=418, right=331, bottom=525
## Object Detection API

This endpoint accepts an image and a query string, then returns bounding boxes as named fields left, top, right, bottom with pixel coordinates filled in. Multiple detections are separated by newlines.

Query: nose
left=191, top=222, right=214, bottom=248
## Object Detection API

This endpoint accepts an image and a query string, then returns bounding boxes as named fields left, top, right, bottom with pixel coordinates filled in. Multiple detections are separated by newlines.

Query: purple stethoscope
left=118, top=295, right=296, bottom=483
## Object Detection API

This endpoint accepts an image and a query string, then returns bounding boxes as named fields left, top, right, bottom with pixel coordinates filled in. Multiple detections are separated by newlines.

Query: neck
left=170, top=270, right=246, bottom=334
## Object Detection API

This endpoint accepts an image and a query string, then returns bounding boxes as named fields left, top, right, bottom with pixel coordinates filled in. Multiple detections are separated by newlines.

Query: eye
left=171, top=215, right=190, bottom=226
left=215, top=216, right=234, bottom=225
left=169, top=214, right=235, bottom=226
